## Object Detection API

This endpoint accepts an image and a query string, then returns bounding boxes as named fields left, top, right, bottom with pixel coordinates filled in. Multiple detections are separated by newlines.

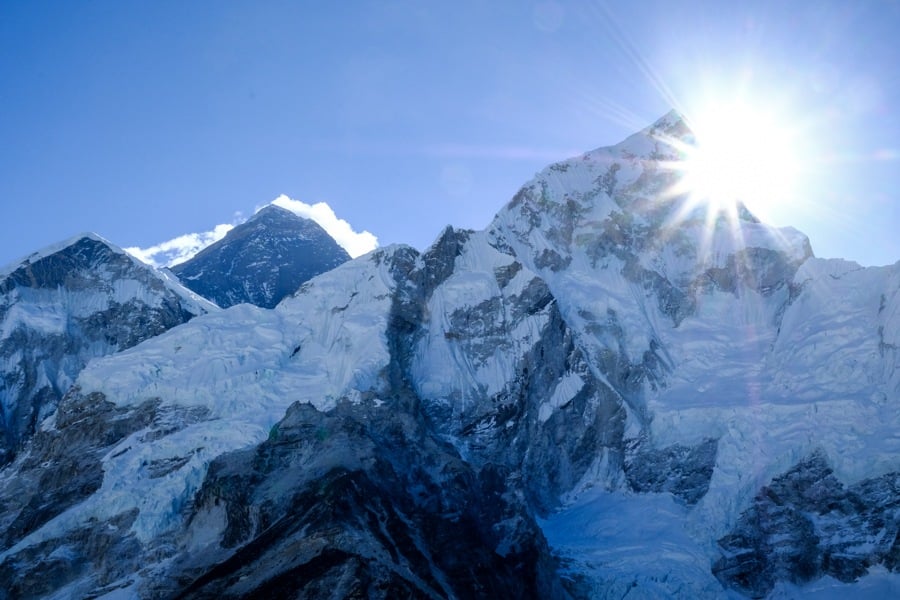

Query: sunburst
left=662, top=100, right=802, bottom=228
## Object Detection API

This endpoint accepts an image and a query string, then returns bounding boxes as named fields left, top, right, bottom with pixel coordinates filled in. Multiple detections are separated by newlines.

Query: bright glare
left=678, top=102, right=799, bottom=219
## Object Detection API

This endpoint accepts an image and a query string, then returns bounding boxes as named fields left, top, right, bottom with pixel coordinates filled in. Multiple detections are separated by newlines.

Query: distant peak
left=170, top=203, right=351, bottom=308
left=1, top=232, right=120, bottom=276
left=249, top=204, right=302, bottom=223
left=0, top=231, right=169, bottom=286
left=238, top=205, right=335, bottom=242
left=64, top=232, right=116, bottom=249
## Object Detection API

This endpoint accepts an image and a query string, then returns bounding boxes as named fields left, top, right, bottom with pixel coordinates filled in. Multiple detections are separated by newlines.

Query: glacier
left=1, top=111, right=899, bottom=598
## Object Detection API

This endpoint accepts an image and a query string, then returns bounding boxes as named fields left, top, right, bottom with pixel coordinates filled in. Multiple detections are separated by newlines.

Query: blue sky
left=2, top=1, right=899, bottom=267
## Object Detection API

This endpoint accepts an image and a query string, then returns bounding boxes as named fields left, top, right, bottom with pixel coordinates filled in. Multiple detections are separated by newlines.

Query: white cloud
left=125, top=223, right=234, bottom=268
left=268, top=195, right=378, bottom=258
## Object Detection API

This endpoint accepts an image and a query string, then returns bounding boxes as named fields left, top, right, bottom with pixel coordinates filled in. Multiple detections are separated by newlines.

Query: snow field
left=10, top=250, right=401, bottom=552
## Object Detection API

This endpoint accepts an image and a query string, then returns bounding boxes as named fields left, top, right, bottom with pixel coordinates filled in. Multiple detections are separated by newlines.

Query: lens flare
left=664, top=101, right=801, bottom=225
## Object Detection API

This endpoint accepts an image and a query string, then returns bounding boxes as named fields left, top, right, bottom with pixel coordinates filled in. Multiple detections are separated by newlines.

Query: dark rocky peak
left=243, top=203, right=315, bottom=230
left=0, top=233, right=210, bottom=466
left=0, top=232, right=210, bottom=311
left=419, top=225, right=473, bottom=299
left=171, top=204, right=351, bottom=309
left=3, top=233, right=139, bottom=292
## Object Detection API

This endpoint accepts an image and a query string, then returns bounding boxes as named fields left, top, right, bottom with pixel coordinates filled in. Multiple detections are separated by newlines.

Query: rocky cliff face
left=170, top=205, right=350, bottom=308
left=1, top=113, right=899, bottom=599
left=714, top=450, right=900, bottom=598
left=0, top=245, right=575, bottom=598
left=0, top=235, right=212, bottom=466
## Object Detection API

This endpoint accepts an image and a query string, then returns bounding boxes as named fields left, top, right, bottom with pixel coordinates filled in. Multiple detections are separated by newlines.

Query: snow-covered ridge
left=18, top=247, right=403, bottom=547
left=0, top=232, right=216, bottom=466
left=1, top=232, right=216, bottom=314
left=2, top=112, right=899, bottom=598
left=0, top=232, right=111, bottom=278
left=484, top=112, right=900, bottom=595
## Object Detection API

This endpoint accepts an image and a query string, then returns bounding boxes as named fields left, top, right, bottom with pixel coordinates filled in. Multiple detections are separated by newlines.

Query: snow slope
left=0, top=233, right=213, bottom=464
left=2, top=112, right=899, bottom=598
left=1, top=246, right=400, bottom=557
left=490, top=113, right=900, bottom=597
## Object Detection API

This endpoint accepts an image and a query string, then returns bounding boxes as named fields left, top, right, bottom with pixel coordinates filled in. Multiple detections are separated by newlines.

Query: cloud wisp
left=269, top=195, right=378, bottom=258
left=126, top=196, right=377, bottom=268
left=125, top=224, right=234, bottom=268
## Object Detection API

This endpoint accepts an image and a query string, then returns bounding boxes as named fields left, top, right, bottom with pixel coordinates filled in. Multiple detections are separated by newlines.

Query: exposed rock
left=714, top=450, right=900, bottom=597
left=1, top=111, right=898, bottom=599
left=698, top=246, right=811, bottom=296
left=161, top=398, right=567, bottom=598
left=0, top=389, right=159, bottom=597
left=171, top=205, right=350, bottom=308
left=0, top=508, right=141, bottom=600
left=624, top=437, right=718, bottom=505
left=0, top=235, right=208, bottom=465
left=419, top=225, right=472, bottom=299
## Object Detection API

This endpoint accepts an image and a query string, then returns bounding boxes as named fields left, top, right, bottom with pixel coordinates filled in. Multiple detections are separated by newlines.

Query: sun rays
left=674, top=102, right=800, bottom=221
left=637, top=98, right=810, bottom=267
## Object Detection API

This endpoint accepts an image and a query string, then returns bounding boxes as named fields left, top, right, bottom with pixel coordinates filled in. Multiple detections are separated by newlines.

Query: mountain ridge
left=1, top=112, right=899, bottom=598
left=0, top=234, right=214, bottom=466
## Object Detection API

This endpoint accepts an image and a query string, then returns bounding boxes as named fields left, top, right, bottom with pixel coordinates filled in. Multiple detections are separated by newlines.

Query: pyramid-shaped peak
left=171, top=203, right=350, bottom=308
left=221, top=205, right=336, bottom=245
left=649, top=108, right=687, bottom=131
left=241, top=204, right=333, bottom=239
left=617, top=108, right=693, bottom=152
left=648, top=109, right=693, bottom=143
left=248, top=203, right=303, bottom=223
left=26, top=231, right=117, bottom=260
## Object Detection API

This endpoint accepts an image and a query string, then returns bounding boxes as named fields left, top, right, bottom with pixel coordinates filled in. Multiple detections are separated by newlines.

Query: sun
left=670, top=100, right=801, bottom=222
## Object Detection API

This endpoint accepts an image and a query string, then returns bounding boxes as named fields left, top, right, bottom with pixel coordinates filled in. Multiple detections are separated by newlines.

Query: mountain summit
left=0, top=233, right=212, bottom=465
left=171, top=205, right=351, bottom=308
left=2, top=114, right=899, bottom=598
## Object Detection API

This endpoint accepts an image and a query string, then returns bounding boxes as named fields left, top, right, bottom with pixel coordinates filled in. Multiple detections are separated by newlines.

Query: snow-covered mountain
left=170, top=204, right=351, bottom=308
left=1, top=112, right=899, bottom=599
left=0, top=234, right=214, bottom=466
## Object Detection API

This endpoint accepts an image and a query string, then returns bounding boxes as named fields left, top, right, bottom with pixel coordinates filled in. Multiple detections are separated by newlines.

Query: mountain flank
left=2, top=113, right=900, bottom=598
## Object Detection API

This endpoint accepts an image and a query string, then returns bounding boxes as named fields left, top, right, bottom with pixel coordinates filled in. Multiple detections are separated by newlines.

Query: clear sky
left=2, top=1, right=899, bottom=268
